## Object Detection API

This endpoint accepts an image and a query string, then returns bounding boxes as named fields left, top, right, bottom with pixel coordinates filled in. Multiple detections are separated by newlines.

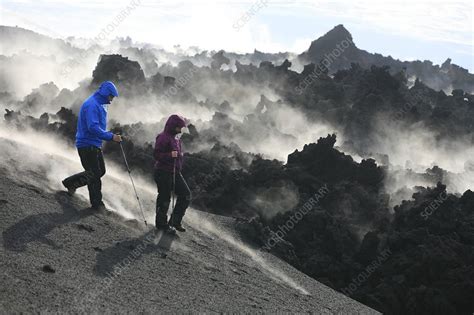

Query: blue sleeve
left=86, top=104, right=114, bottom=141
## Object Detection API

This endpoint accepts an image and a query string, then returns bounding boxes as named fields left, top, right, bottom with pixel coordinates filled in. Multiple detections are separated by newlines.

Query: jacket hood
left=164, top=115, right=187, bottom=134
left=95, top=81, right=119, bottom=104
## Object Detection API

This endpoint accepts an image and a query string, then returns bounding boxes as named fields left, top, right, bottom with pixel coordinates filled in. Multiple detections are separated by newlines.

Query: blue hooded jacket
left=75, top=81, right=119, bottom=148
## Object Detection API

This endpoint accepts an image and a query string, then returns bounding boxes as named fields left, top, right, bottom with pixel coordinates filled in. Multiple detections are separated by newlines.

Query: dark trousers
left=154, top=168, right=191, bottom=226
left=63, top=146, right=106, bottom=207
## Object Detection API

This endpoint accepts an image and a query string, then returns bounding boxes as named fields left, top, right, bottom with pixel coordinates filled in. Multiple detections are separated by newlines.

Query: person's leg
left=90, top=149, right=106, bottom=206
left=62, top=171, right=89, bottom=193
left=169, top=172, right=192, bottom=228
left=154, top=169, right=172, bottom=227
left=78, top=147, right=105, bottom=208
left=62, top=149, right=97, bottom=193
left=98, top=150, right=106, bottom=178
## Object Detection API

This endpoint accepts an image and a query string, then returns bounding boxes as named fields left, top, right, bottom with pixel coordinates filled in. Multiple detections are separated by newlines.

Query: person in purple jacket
left=154, top=114, right=191, bottom=233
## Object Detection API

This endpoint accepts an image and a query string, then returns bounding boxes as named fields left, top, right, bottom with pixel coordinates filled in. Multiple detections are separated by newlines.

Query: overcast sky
left=1, top=0, right=473, bottom=71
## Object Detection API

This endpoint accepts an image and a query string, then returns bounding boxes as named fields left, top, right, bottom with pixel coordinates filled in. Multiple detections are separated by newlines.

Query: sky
left=1, top=0, right=473, bottom=71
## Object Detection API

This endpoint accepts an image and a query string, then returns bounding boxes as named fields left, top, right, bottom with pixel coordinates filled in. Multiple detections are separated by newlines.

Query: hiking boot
left=62, top=180, right=76, bottom=196
left=91, top=202, right=106, bottom=212
left=169, top=222, right=186, bottom=232
left=155, top=224, right=176, bottom=235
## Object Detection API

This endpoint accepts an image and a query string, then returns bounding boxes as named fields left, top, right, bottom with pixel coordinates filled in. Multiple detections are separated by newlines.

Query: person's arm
left=154, top=135, right=176, bottom=160
left=86, top=105, right=114, bottom=141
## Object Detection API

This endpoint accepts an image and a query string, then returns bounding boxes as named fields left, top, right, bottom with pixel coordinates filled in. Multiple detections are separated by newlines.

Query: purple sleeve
left=154, top=135, right=172, bottom=161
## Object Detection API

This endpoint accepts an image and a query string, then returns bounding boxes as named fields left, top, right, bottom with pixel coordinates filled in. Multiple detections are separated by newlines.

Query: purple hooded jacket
left=154, top=115, right=187, bottom=172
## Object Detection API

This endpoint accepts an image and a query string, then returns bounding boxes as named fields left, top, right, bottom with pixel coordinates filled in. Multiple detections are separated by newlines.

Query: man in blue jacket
left=62, top=81, right=122, bottom=210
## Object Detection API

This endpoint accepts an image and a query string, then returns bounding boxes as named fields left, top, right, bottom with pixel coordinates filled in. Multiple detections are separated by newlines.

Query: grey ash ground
left=0, top=164, right=377, bottom=313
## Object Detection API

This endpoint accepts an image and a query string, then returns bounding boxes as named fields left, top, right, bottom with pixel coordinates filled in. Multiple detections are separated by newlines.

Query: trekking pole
left=172, top=158, right=176, bottom=210
left=119, top=142, right=147, bottom=226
